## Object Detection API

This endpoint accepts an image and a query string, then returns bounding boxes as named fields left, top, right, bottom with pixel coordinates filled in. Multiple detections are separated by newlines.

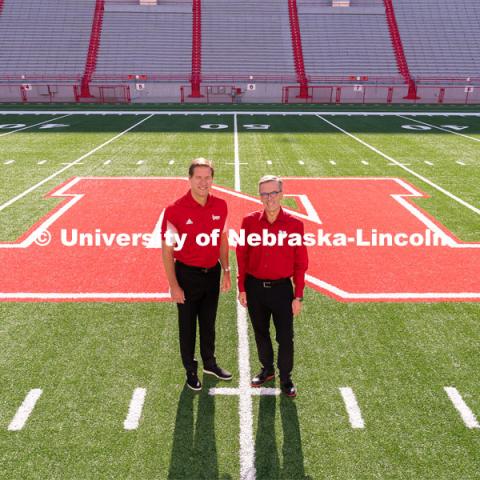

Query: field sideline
left=0, top=110, right=479, bottom=479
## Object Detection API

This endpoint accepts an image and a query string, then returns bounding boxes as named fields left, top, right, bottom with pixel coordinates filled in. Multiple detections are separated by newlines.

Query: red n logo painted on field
left=0, top=176, right=479, bottom=302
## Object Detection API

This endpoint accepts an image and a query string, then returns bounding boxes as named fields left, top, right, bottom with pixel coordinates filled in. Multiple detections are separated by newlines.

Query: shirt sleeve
left=293, top=220, right=309, bottom=298
left=235, top=216, right=249, bottom=293
left=161, top=206, right=178, bottom=244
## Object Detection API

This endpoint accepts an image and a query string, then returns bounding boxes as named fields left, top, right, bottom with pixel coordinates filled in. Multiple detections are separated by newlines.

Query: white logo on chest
left=186, top=219, right=193, bottom=225
left=212, top=215, right=220, bottom=221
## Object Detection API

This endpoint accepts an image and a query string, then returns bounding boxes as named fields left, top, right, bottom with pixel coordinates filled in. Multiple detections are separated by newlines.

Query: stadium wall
left=0, top=81, right=479, bottom=105
left=0, top=84, right=79, bottom=103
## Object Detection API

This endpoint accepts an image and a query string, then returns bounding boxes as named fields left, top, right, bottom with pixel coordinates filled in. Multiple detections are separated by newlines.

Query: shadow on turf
left=167, top=378, right=310, bottom=479
left=255, top=395, right=311, bottom=480
left=168, top=376, right=232, bottom=480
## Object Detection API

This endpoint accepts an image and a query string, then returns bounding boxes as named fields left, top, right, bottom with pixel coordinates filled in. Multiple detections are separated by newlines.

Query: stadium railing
left=383, top=0, right=419, bottom=100
left=283, top=83, right=480, bottom=104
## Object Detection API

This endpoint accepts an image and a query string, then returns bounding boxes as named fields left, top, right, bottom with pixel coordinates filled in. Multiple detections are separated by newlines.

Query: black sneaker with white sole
left=203, top=365, right=233, bottom=381
left=186, top=371, right=202, bottom=391
left=281, top=379, right=297, bottom=398
left=251, top=367, right=275, bottom=387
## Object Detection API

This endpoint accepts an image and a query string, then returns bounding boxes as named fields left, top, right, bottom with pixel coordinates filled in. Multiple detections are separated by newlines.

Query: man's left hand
left=292, top=298, right=302, bottom=316
left=221, top=272, right=231, bottom=292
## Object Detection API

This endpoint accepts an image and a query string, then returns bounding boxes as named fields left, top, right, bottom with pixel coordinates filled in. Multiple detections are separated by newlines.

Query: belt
left=176, top=261, right=218, bottom=274
left=247, top=275, right=290, bottom=289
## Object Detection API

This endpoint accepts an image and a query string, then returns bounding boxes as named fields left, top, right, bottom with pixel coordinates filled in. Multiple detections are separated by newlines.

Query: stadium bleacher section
left=201, top=0, right=296, bottom=79
left=0, top=0, right=95, bottom=78
left=0, top=0, right=478, bottom=103
left=94, top=1, right=192, bottom=80
left=394, top=0, right=480, bottom=80
left=297, top=0, right=399, bottom=78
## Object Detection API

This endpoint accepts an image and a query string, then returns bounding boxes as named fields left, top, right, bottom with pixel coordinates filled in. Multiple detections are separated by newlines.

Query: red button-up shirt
left=236, top=207, right=308, bottom=297
left=161, top=190, right=227, bottom=268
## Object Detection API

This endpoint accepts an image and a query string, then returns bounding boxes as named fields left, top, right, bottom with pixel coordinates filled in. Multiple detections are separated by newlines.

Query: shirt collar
left=261, top=206, right=287, bottom=224
left=181, top=190, right=211, bottom=208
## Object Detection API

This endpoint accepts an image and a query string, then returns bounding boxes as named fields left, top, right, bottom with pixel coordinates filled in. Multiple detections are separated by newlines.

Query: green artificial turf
left=0, top=111, right=479, bottom=479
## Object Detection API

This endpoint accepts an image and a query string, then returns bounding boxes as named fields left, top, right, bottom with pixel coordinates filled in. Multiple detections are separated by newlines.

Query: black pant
left=245, top=275, right=294, bottom=382
left=175, top=261, right=221, bottom=373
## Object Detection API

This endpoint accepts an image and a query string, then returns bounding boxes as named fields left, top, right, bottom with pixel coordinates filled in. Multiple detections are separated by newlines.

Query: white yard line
left=0, top=114, right=154, bottom=213
left=8, top=389, right=43, bottom=431
left=339, top=387, right=365, bottom=429
left=236, top=294, right=256, bottom=480
left=0, top=293, right=170, bottom=300
left=210, top=387, right=280, bottom=396
left=3, top=160, right=15, bottom=165
left=317, top=115, right=480, bottom=216
left=444, top=387, right=480, bottom=429
left=234, top=113, right=241, bottom=191
left=234, top=118, right=255, bottom=479
left=124, top=388, right=147, bottom=431
left=397, top=115, right=480, bottom=143
left=208, top=117, right=257, bottom=479
left=0, top=114, right=71, bottom=138
left=305, top=274, right=480, bottom=300
left=234, top=127, right=255, bottom=476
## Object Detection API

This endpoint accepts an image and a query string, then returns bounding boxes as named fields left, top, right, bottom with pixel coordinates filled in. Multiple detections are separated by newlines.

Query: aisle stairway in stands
left=81, top=0, right=105, bottom=97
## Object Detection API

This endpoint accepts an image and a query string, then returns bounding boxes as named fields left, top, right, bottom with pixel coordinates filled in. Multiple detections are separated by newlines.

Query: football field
left=0, top=109, right=479, bottom=479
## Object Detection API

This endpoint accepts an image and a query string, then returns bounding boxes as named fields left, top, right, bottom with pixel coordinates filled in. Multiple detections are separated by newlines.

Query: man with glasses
left=236, top=175, right=308, bottom=397
left=162, top=158, right=232, bottom=391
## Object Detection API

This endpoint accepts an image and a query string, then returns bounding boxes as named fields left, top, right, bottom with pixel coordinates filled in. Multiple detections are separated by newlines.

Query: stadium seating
left=0, top=0, right=478, bottom=102
left=0, top=0, right=95, bottom=78
left=297, top=0, right=398, bottom=78
left=201, top=0, right=296, bottom=79
left=394, top=0, right=480, bottom=78
left=298, top=1, right=384, bottom=7
left=93, top=0, right=192, bottom=79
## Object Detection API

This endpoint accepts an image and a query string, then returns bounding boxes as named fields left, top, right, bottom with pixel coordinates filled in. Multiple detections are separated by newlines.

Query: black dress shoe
left=203, top=364, right=233, bottom=381
left=281, top=379, right=297, bottom=397
left=251, top=367, right=275, bottom=387
left=186, top=371, right=202, bottom=391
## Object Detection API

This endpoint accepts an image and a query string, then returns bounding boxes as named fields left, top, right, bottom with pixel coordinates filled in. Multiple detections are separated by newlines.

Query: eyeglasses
left=259, top=190, right=282, bottom=199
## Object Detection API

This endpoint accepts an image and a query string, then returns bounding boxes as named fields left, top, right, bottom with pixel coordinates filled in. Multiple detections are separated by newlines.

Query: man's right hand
left=238, top=291, right=247, bottom=308
left=170, top=285, right=185, bottom=304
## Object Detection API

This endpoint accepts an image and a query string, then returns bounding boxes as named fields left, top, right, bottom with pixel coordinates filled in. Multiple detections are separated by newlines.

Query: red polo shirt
left=161, top=190, right=227, bottom=268
left=236, top=207, right=308, bottom=298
